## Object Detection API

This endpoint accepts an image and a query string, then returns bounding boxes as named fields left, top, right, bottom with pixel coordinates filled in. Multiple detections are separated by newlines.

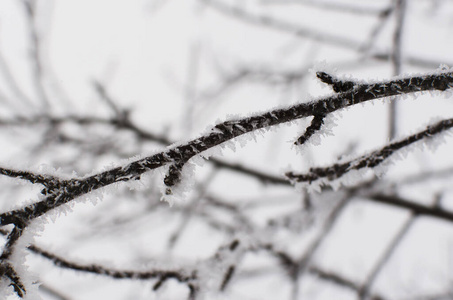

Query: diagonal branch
left=1, top=263, right=26, bottom=297
left=0, top=166, right=65, bottom=190
left=307, top=266, right=387, bottom=300
left=92, top=80, right=129, bottom=122
left=364, top=193, right=453, bottom=223
left=294, top=113, right=326, bottom=145
left=0, top=115, right=290, bottom=185
left=358, top=214, right=414, bottom=299
left=357, top=194, right=442, bottom=299
left=0, top=70, right=452, bottom=227
left=27, top=245, right=198, bottom=299
left=286, top=118, right=453, bottom=184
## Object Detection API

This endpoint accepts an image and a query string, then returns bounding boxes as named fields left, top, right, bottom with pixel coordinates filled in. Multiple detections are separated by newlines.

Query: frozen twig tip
left=295, top=113, right=326, bottom=145
left=316, top=71, right=356, bottom=93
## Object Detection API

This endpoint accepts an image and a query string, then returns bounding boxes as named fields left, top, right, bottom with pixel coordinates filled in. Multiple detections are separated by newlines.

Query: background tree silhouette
left=0, top=0, right=453, bottom=299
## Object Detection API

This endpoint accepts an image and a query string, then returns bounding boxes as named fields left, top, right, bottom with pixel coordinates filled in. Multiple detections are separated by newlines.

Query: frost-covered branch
left=9, top=72, right=453, bottom=220
left=0, top=226, right=27, bottom=296
left=0, top=166, right=65, bottom=191
left=164, top=161, right=187, bottom=194
left=27, top=245, right=198, bottom=299
left=0, top=114, right=289, bottom=185
left=0, top=262, right=25, bottom=297
left=294, top=113, right=326, bottom=145
left=1, top=70, right=452, bottom=226
left=0, top=70, right=452, bottom=297
left=286, top=118, right=453, bottom=184
left=316, top=71, right=356, bottom=93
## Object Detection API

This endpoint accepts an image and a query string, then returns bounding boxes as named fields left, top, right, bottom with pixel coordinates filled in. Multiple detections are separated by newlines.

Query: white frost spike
left=437, top=64, right=452, bottom=72
left=191, top=155, right=207, bottom=167
left=124, top=172, right=147, bottom=191
left=235, top=132, right=251, bottom=148
left=223, top=140, right=237, bottom=152
left=68, top=187, right=105, bottom=210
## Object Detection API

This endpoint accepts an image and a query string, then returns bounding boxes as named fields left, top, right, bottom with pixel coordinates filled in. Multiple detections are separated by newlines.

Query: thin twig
left=364, top=193, right=453, bottom=223
left=0, top=166, right=64, bottom=189
left=294, top=113, right=326, bottom=145
left=28, top=245, right=198, bottom=298
left=358, top=214, right=414, bottom=299
left=0, top=70, right=452, bottom=297
left=286, top=118, right=453, bottom=183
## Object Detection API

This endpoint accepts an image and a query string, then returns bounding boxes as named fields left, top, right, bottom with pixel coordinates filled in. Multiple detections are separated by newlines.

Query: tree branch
left=0, top=166, right=65, bottom=191
left=27, top=245, right=198, bottom=299
left=0, top=71, right=451, bottom=226
left=0, top=70, right=452, bottom=297
left=364, top=193, right=453, bottom=223
left=286, top=118, right=453, bottom=184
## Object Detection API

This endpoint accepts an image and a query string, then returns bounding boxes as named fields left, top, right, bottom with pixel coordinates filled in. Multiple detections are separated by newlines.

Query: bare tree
left=0, top=0, right=452, bottom=299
